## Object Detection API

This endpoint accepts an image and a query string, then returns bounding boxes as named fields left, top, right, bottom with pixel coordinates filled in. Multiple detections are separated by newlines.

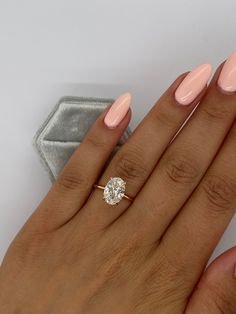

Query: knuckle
left=12, top=232, right=51, bottom=266
left=87, top=237, right=141, bottom=294
left=164, top=154, right=199, bottom=185
left=202, top=175, right=236, bottom=213
left=85, top=134, right=107, bottom=150
left=57, top=172, right=89, bottom=192
left=137, top=249, right=190, bottom=310
left=144, top=245, right=191, bottom=290
left=114, top=148, right=148, bottom=182
left=103, top=242, right=138, bottom=280
left=201, top=103, right=232, bottom=122
left=151, top=104, right=176, bottom=128
left=157, top=247, right=191, bottom=285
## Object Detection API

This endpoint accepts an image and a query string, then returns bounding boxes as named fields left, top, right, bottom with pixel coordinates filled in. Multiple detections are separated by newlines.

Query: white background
left=0, top=0, right=235, bottom=263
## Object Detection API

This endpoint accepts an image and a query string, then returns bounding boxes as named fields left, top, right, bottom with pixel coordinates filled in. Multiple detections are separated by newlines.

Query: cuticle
left=216, top=83, right=236, bottom=96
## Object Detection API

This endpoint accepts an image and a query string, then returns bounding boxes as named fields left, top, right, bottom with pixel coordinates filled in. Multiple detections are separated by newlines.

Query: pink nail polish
left=218, top=51, right=236, bottom=93
left=104, top=92, right=131, bottom=128
left=175, top=64, right=212, bottom=105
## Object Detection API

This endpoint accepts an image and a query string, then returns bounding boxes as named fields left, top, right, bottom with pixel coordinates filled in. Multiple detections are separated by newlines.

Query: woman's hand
left=1, top=52, right=236, bottom=314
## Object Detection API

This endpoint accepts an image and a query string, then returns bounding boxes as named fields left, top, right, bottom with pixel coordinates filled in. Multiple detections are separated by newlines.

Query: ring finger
left=76, top=64, right=212, bottom=229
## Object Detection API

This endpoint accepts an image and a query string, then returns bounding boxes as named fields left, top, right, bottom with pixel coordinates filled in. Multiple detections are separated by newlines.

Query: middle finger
left=115, top=55, right=236, bottom=244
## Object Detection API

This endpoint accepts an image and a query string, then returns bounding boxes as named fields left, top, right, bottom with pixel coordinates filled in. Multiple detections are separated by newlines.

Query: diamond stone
left=103, top=177, right=126, bottom=205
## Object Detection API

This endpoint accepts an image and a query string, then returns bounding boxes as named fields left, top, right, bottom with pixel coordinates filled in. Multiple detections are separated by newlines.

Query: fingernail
left=218, top=51, right=236, bottom=93
left=104, top=92, right=131, bottom=128
left=175, top=63, right=212, bottom=105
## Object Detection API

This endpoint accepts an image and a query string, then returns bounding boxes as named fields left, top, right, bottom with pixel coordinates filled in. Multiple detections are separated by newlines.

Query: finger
left=77, top=64, right=212, bottom=230
left=161, top=118, right=236, bottom=281
left=117, top=56, right=236, bottom=244
left=28, top=93, right=132, bottom=232
left=186, top=247, right=236, bottom=314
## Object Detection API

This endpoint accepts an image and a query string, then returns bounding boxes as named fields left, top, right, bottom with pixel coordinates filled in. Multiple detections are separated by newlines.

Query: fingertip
left=104, top=92, right=132, bottom=129
left=174, top=63, right=212, bottom=106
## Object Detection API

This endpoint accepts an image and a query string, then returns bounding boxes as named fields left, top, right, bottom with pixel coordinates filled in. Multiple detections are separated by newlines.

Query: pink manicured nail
left=175, top=63, right=212, bottom=105
left=218, top=51, right=236, bottom=93
left=104, top=92, right=131, bottom=128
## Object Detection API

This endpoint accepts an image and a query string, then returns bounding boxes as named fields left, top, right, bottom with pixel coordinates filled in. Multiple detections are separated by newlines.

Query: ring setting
left=94, top=177, right=133, bottom=205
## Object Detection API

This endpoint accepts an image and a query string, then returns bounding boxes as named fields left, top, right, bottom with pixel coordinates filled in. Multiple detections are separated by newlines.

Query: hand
left=1, top=52, right=236, bottom=314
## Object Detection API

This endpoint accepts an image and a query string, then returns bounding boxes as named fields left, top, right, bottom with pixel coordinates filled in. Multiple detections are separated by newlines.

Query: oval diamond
left=103, top=177, right=126, bottom=205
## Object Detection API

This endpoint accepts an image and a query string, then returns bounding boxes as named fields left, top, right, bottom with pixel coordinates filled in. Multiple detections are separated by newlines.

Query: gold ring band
left=94, top=184, right=133, bottom=202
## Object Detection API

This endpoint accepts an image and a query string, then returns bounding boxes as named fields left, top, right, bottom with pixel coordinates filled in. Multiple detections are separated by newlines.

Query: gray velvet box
left=33, top=97, right=132, bottom=182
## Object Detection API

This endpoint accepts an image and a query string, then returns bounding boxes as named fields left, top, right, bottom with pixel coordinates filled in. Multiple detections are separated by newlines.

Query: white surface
left=0, top=0, right=235, bottom=263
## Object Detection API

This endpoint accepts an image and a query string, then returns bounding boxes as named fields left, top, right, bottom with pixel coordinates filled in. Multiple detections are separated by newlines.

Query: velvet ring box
left=33, top=97, right=132, bottom=182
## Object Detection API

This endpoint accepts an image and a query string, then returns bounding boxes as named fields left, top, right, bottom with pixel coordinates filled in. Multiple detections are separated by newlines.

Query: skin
left=0, top=63, right=236, bottom=313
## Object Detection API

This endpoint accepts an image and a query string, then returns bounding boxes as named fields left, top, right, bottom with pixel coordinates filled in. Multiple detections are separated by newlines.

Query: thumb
left=186, top=246, right=236, bottom=314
